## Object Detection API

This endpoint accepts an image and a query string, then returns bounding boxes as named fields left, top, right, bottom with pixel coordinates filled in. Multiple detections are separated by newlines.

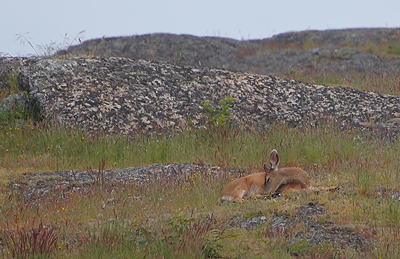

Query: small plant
left=336, top=51, right=351, bottom=59
left=202, top=96, right=235, bottom=126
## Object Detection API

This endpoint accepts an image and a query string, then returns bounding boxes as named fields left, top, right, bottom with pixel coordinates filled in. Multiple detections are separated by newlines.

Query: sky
left=1, top=0, right=400, bottom=57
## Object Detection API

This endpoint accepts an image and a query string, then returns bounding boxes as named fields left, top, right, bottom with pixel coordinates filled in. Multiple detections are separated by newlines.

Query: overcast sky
left=2, top=0, right=400, bottom=57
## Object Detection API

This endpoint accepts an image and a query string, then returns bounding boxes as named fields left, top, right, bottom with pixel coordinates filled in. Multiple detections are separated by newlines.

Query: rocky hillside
left=59, top=28, right=400, bottom=75
left=0, top=56, right=398, bottom=139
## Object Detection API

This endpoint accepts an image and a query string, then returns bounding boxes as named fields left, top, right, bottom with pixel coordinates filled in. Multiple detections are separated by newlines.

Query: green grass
left=0, top=72, right=20, bottom=100
left=1, top=121, right=390, bottom=177
left=388, top=43, right=400, bottom=56
left=263, top=30, right=400, bottom=59
left=282, top=67, right=400, bottom=96
left=0, top=118, right=400, bottom=258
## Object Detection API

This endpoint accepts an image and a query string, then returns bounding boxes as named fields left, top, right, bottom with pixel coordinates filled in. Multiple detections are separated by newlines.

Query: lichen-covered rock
left=18, top=57, right=400, bottom=137
left=14, top=163, right=220, bottom=200
left=0, top=57, right=39, bottom=90
left=60, top=29, right=400, bottom=75
left=0, top=92, right=29, bottom=114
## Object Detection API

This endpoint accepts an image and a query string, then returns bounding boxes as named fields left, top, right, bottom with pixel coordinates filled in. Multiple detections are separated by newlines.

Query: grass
left=1, top=120, right=390, bottom=177
left=0, top=117, right=400, bottom=258
left=0, top=72, right=20, bottom=100
left=263, top=29, right=400, bottom=59
left=281, top=66, right=400, bottom=96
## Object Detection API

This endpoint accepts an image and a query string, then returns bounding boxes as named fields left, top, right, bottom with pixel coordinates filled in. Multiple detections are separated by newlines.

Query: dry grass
left=0, top=119, right=399, bottom=258
left=282, top=67, right=400, bottom=96
left=263, top=30, right=400, bottom=59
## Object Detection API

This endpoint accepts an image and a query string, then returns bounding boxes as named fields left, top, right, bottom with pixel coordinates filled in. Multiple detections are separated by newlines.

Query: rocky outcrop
left=0, top=58, right=41, bottom=118
left=59, top=29, right=400, bottom=75
left=0, top=92, right=29, bottom=114
left=13, top=163, right=219, bottom=200
left=0, top=57, right=39, bottom=90
left=16, top=57, right=400, bottom=138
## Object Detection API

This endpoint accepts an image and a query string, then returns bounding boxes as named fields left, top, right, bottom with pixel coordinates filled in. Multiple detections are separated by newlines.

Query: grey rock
left=0, top=57, right=39, bottom=90
left=248, top=44, right=389, bottom=75
left=59, top=33, right=261, bottom=72
left=16, top=163, right=220, bottom=200
left=60, top=29, right=400, bottom=75
left=17, top=57, right=400, bottom=138
left=270, top=203, right=371, bottom=251
left=0, top=92, right=29, bottom=113
left=239, top=216, right=268, bottom=230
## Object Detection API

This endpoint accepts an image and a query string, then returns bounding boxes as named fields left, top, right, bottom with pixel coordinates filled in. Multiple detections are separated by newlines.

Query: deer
left=218, top=149, right=337, bottom=203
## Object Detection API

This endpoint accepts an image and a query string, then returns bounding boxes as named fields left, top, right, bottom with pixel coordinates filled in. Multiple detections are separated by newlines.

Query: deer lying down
left=219, top=149, right=337, bottom=203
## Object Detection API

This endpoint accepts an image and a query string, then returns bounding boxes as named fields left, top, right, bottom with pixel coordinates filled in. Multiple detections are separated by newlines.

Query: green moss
left=388, top=43, right=400, bottom=55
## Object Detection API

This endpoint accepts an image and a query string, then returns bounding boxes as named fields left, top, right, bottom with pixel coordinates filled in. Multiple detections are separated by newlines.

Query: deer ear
left=269, top=149, right=280, bottom=169
left=263, top=163, right=271, bottom=173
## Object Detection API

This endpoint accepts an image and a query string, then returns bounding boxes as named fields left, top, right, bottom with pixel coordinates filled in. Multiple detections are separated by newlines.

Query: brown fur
left=264, top=149, right=337, bottom=194
left=219, top=172, right=267, bottom=203
left=219, top=149, right=337, bottom=203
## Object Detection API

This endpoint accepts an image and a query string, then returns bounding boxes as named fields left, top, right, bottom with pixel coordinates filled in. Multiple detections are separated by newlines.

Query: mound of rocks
left=15, top=57, right=400, bottom=138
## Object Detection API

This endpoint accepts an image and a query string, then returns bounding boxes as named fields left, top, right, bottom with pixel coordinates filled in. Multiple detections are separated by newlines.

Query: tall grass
left=263, top=32, right=400, bottom=59
left=1, top=121, right=391, bottom=175
left=1, top=118, right=400, bottom=258
left=283, top=67, right=400, bottom=96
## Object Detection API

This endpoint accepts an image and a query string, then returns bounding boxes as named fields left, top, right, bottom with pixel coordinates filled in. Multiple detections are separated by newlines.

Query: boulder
left=17, top=57, right=400, bottom=137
